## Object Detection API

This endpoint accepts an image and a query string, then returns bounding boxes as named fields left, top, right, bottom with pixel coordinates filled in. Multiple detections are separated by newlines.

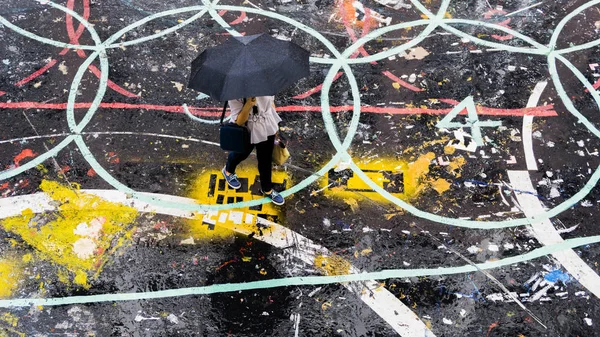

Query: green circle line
left=2, top=0, right=600, bottom=227
left=0, top=234, right=597, bottom=308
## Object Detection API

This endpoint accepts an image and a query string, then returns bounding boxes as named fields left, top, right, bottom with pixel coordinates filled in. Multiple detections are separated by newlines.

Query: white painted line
left=505, top=2, right=545, bottom=17
left=508, top=170, right=600, bottom=299
left=293, top=313, right=300, bottom=337
left=0, top=191, right=434, bottom=337
left=0, top=193, right=55, bottom=217
left=526, top=81, right=547, bottom=108
left=523, top=81, right=548, bottom=171
left=204, top=212, right=434, bottom=336
left=522, top=115, right=537, bottom=170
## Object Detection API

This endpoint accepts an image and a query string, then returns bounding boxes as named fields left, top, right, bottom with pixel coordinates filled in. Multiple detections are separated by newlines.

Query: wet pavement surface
left=1, top=0, right=600, bottom=336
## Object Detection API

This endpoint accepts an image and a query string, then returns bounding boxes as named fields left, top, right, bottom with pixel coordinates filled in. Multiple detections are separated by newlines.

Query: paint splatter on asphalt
left=1, top=0, right=600, bottom=336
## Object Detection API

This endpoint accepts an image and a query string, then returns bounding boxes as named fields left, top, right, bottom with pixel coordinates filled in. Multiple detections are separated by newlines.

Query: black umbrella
left=188, top=33, right=310, bottom=101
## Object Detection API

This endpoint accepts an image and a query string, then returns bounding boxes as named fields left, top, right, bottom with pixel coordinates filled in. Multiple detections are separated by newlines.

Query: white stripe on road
left=507, top=170, right=600, bottom=298
left=523, top=81, right=548, bottom=171
left=0, top=190, right=434, bottom=337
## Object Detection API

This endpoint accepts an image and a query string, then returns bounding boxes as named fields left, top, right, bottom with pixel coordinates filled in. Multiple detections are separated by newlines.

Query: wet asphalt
left=1, top=0, right=600, bottom=336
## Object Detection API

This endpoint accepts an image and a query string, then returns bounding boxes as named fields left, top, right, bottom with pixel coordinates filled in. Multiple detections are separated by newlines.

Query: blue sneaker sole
left=270, top=199, right=285, bottom=206
left=260, top=189, right=285, bottom=206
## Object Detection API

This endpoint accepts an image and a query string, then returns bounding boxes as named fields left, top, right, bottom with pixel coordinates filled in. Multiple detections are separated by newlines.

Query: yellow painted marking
left=322, top=152, right=465, bottom=203
left=20, top=254, right=32, bottom=263
left=0, top=312, right=24, bottom=337
left=186, top=167, right=290, bottom=240
left=448, top=156, right=466, bottom=177
left=0, top=313, right=17, bottom=327
left=314, top=255, right=352, bottom=276
left=343, top=198, right=359, bottom=212
left=74, top=270, right=88, bottom=288
left=444, top=145, right=456, bottom=155
left=429, top=179, right=451, bottom=194
left=57, top=268, right=71, bottom=285
left=0, top=260, right=21, bottom=298
left=1, top=180, right=138, bottom=287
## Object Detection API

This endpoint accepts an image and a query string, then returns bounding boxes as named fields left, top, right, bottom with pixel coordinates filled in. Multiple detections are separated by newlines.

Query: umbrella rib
left=251, top=53, right=284, bottom=94
left=247, top=46, right=307, bottom=94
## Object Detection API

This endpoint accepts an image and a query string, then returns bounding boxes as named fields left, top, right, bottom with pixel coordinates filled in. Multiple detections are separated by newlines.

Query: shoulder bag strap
left=220, top=101, right=229, bottom=125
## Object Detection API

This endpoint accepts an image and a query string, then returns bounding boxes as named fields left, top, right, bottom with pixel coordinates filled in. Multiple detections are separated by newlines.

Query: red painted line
left=216, top=10, right=246, bottom=25
left=382, top=71, right=425, bottom=92
left=437, top=97, right=556, bottom=116
left=0, top=101, right=558, bottom=117
left=0, top=91, right=5, bottom=97
left=13, top=149, right=37, bottom=167
left=342, top=5, right=375, bottom=64
left=292, top=72, right=344, bottom=99
left=360, top=8, right=379, bottom=63
left=584, top=78, right=600, bottom=93
left=357, top=9, right=376, bottom=65
left=69, top=0, right=137, bottom=98
left=58, top=47, right=71, bottom=56
left=438, top=98, right=461, bottom=105
left=492, top=34, right=514, bottom=41
left=477, top=105, right=556, bottom=116
left=342, top=9, right=376, bottom=65
left=87, top=66, right=139, bottom=98
left=497, top=19, right=511, bottom=26
left=483, top=9, right=507, bottom=19
left=15, top=59, right=58, bottom=87
left=216, top=259, right=236, bottom=271
left=362, top=8, right=372, bottom=36
left=230, top=11, right=246, bottom=25
left=277, top=105, right=558, bottom=117
left=78, top=0, right=91, bottom=36
left=62, top=0, right=89, bottom=57
left=0, top=102, right=185, bottom=113
left=66, top=0, right=90, bottom=58
left=66, top=0, right=91, bottom=39
left=15, top=0, right=137, bottom=98
left=436, top=98, right=556, bottom=116
left=293, top=2, right=380, bottom=99
left=482, top=10, right=514, bottom=41
left=88, top=65, right=139, bottom=98
left=16, top=52, right=64, bottom=85
left=297, top=1, right=424, bottom=99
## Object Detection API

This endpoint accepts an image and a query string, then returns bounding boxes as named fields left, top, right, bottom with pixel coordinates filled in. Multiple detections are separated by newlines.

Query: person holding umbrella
left=222, top=95, right=284, bottom=205
left=188, top=33, right=310, bottom=206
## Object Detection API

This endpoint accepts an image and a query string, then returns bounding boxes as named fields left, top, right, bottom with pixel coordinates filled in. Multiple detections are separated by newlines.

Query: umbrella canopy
left=188, top=33, right=310, bottom=101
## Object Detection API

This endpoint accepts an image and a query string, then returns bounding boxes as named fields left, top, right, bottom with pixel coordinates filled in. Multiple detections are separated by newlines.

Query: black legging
left=226, top=134, right=275, bottom=191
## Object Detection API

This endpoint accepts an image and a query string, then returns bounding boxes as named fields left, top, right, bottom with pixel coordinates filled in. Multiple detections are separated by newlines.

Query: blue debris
left=544, top=270, right=570, bottom=284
